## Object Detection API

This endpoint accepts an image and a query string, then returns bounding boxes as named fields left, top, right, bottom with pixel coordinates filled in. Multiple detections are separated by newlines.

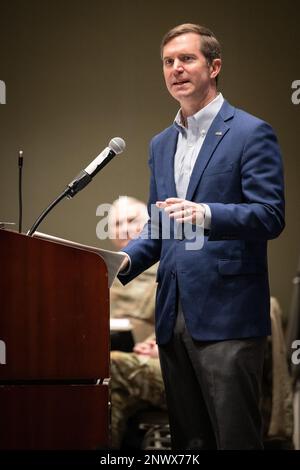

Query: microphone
left=27, top=137, right=125, bottom=236
left=66, top=137, right=126, bottom=198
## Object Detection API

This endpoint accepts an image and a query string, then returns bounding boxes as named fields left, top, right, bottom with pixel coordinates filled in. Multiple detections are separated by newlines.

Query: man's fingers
left=165, top=204, right=195, bottom=216
left=169, top=208, right=193, bottom=219
left=156, top=198, right=183, bottom=209
left=156, top=201, right=167, bottom=208
left=165, top=198, right=184, bottom=204
left=168, top=210, right=185, bottom=219
left=157, top=200, right=204, bottom=225
left=164, top=202, right=185, bottom=213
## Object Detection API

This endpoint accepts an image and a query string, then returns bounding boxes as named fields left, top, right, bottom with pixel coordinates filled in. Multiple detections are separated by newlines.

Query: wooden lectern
left=0, top=230, right=110, bottom=449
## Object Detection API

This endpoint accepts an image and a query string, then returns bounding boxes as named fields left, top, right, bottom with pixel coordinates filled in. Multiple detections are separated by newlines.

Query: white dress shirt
left=173, top=93, right=224, bottom=228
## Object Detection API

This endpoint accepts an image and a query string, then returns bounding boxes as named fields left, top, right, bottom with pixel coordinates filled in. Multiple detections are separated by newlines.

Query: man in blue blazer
left=118, top=23, right=285, bottom=449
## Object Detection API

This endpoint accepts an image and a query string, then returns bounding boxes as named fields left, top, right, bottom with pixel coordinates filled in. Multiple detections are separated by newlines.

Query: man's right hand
left=118, top=254, right=130, bottom=273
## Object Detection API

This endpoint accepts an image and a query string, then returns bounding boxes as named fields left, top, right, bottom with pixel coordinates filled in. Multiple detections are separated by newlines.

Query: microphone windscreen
left=109, top=137, right=126, bottom=155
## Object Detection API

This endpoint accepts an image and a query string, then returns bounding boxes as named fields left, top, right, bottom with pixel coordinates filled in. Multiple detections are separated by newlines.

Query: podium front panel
left=0, top=383, right=109, bottom=449
left=0, top=230, right=109, bottom=380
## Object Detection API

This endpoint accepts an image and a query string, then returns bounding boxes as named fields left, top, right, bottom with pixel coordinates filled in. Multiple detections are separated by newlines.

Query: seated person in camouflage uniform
left=262, top=297, right=293, bottom=448
left=109, top=196, right=157, bottom=345
left=110, top=338, right=166, bottom=449
left=108, top=196, right=165, bottom=448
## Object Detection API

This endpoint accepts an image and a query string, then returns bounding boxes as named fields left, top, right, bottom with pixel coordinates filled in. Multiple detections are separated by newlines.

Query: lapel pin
left=215, top=131, right=223, bottom=136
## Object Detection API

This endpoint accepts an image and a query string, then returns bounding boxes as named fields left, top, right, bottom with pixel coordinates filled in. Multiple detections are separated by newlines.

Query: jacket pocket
left=218, top=259, right=267, bottom=275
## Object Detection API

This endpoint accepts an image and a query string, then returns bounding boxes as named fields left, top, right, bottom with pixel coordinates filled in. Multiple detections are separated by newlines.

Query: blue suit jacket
left=119, top=101, right=285, bottom=344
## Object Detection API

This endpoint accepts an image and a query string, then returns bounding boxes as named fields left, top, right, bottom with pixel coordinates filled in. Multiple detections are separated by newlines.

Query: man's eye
left=164, top=59, right=173, bottom=66
left=183, top=56, right=193, bottom=62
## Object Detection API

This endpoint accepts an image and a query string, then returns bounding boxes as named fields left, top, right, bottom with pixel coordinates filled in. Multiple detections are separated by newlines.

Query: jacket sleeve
left=208, top=122, right=285, bottom=241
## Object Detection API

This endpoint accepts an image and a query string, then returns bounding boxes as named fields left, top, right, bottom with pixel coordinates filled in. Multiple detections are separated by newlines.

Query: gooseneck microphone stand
left=27, top=188, right=70, bottom=237
left=27, top=168, right=93, bottom=236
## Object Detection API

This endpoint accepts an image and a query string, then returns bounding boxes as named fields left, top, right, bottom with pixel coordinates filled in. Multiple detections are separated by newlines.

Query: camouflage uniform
left=262, top=297, right=294, bottom=447
left=110, top=264, right=157, bottom=343
left=110, top=262, right=164, bottom=448
left=110, top=349, right=166, bottom=449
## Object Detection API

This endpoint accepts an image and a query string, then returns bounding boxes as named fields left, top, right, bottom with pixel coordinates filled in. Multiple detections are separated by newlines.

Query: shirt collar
left=174, top=93, right=224, bottom=135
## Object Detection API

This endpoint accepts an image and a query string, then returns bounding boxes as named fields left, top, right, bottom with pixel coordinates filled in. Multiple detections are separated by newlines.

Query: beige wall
left=0, top=0, right=299, bottom=318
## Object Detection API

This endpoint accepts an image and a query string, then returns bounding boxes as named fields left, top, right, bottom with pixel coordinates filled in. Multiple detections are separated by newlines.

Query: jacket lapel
left=162, top=126, right=179, bottom=197
left=186, top=101, right=235, bottom=201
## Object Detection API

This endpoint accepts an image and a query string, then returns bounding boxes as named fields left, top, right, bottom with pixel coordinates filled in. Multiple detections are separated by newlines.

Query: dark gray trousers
left=158, top=303, right=266, bottom=450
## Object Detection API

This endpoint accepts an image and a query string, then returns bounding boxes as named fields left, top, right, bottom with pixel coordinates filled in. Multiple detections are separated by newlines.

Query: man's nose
left=173, top=59, right=184, bottom=72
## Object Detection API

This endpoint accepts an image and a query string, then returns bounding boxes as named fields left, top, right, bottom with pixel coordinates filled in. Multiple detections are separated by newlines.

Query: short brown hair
left=161, top=23, right=222, bottom=65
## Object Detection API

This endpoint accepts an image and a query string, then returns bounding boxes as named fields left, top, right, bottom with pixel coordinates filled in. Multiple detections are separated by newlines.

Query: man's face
left=162, top=33, right=219, bottom=109
left=110, top=202, right=147, bottom=250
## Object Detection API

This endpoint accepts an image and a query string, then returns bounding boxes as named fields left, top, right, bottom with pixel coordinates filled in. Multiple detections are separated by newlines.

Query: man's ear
left=210, top=58, right=222, bottom=79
